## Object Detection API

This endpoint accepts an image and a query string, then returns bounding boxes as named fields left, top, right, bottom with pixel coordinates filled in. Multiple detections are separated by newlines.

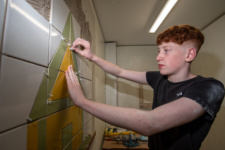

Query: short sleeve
left=146, top=71, right=163, bottom=89
left=183, top=79, right=224, bottom=120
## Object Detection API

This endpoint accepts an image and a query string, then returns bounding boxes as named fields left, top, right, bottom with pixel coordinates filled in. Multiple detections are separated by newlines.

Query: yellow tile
left=68, top=106, right=82, bottom=136
left=50, top=71, right=69, bottom=101
left=27, top=121, right=38, bottom=150
left=72, top=131, right=83, bottom=149
left=46, top=106, right=82, bottom=149
left=49, top=46, right=77, bottom=101
left=59, top=46, right=75, bottom=72
left=46, top=108, right=68, bottom=150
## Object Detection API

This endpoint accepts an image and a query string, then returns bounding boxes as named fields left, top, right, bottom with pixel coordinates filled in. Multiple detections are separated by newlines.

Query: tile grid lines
left=51, top=24, right=70, bottom=43
left=0, top=103, right=92, bottom=135
left=0, top=1, right=92, bottom=149
left=62, top=115, right=93, bottom=150
left=0, top=101, right=91, bottom=136
left=0, top=122, right=27, bottom=135
left=0, top=97, right=91, bottom=134
left=47, top=23, right=51, bottom=107
left=0, top=0, right=9, bottom=53
left=0, top=45, right=91, bottom=135
left=1, top=53, right=48, bottom=69
left=80, top=76, right=92, bottom=82
left=48, top=24, right=52, bottom=67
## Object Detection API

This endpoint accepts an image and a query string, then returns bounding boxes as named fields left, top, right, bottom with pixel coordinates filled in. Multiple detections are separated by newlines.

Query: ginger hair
left=157, top=25, right=204, bottom=52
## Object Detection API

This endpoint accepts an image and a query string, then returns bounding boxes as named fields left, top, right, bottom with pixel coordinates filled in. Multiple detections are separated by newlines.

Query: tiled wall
left=0, top=0, right=94, bottom=149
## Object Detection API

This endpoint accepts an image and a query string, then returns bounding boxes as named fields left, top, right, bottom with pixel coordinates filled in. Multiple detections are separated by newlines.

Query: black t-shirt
left=146, top=71, right=225, bottom=150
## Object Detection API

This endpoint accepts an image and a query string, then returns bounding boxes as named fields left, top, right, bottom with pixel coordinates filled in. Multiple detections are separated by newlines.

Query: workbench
left=102, top=137, right=148, bottom=150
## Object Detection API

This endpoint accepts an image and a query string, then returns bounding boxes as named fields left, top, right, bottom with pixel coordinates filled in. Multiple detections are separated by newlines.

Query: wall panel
left=0, top=0, right=102, bottom=149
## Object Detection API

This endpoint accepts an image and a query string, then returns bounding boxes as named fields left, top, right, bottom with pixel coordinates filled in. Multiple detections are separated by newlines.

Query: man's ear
left=186, top=48, right=197, bottom=62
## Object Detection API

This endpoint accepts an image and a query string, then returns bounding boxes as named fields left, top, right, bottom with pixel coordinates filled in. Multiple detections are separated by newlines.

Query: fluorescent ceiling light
left=149, top=0, right=178, bottom=33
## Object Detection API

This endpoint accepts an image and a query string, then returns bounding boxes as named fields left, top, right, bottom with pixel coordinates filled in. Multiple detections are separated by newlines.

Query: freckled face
left=156, top=42, right=187, bottom=76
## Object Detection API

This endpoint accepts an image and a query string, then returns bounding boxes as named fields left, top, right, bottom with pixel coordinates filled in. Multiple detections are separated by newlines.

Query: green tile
left=70, top=15, right=75, bottom=42
left=29, top=71, right=48, bottom=121
left=72, top=53, right=79, bottom=72
left=63, top=13, right=71, bottom=42
left=78, top=135, right=92, bottom=150
left=48, top=68, right=58, bottom=95
left=38, top=118, right=47, bottom=150
left=65, top=142, right=72, bottom=150
left=70, top=15, right=79, bottom=73
left=49, top=40, right=67, bottom=71
left=47, top=69, right=69, bottom=114
left=62, top=123, right=73, bottom=149
left=47, top=98, right=68, bottom=115
left=68, top=97, right=74, bottom=107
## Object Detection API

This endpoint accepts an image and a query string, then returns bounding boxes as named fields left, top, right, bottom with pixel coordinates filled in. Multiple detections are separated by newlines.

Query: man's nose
left=156, top=53, right=162, bottom=61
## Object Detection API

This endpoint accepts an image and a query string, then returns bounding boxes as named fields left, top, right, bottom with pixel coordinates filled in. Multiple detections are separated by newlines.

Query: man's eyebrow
left=158, top=46, right=171, bottom=49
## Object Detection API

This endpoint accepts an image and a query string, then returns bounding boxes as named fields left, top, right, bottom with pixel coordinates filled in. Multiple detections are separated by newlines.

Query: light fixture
left=149, top=0, right=178, bottom=33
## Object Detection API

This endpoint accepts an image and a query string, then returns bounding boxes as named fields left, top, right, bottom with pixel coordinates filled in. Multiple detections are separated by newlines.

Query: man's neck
left=168, top=73, right=196, bottom=83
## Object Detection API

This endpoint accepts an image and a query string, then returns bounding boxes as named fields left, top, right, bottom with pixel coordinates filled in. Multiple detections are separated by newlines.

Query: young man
left=65, top=25, right=224, bottom=150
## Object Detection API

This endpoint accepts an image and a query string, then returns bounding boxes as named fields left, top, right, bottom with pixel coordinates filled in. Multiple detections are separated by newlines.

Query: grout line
left=0, top=0, right=9, bottom=53
left=2, top=53, right=48, bottom=68
left=80, top=76, right=92, bottom=81
left=0, top=122, right=27, bottom=135
left=62, top=115, right=95, bottom=150
left=86, top=131, right=96, bottom=150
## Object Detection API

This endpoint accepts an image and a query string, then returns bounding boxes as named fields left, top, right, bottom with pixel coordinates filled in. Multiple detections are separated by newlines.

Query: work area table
left=102, top=137, right=149, bottom=150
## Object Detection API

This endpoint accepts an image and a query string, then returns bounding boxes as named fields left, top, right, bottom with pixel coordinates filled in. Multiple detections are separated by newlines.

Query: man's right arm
left=72, top=38, right=148, bottom=84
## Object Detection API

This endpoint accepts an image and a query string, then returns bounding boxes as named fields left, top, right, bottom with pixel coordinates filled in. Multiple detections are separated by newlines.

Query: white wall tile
left=80, top=77, right=92, bottom=100
left=117, top=78, right=140, bottom=109
left=83, top=109, right=93, bottom=126
left=72, top=16, right=81, bottom=39
left=117, top=46, right=158, bottom=71
left=0, top=0, right=6, bottom=51
left=71, top=16, right=82, bottom=76
left=2, top=0, right=49, bottom=66
left=79, top=57, right=93, bottom=80
left=0, top=56, right=46, bottom=132
left=0, top=125, right=27, bottom=150
left=49, top=25, right=63, bottom=64
left=105, top=43, right=117, bottom=106
left=82, top=118, right=94, bottom=137
left=51, top=0, right=70, bottom=33
left=142, top=84, right=154, bottom=103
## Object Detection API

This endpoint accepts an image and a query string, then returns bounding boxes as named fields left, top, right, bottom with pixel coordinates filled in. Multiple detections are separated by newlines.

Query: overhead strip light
left=149, top=0, right=178, bottom=33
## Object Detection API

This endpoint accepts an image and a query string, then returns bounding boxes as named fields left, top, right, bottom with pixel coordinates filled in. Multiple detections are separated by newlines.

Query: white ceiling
left=92, top=0, right=225, bottom=46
